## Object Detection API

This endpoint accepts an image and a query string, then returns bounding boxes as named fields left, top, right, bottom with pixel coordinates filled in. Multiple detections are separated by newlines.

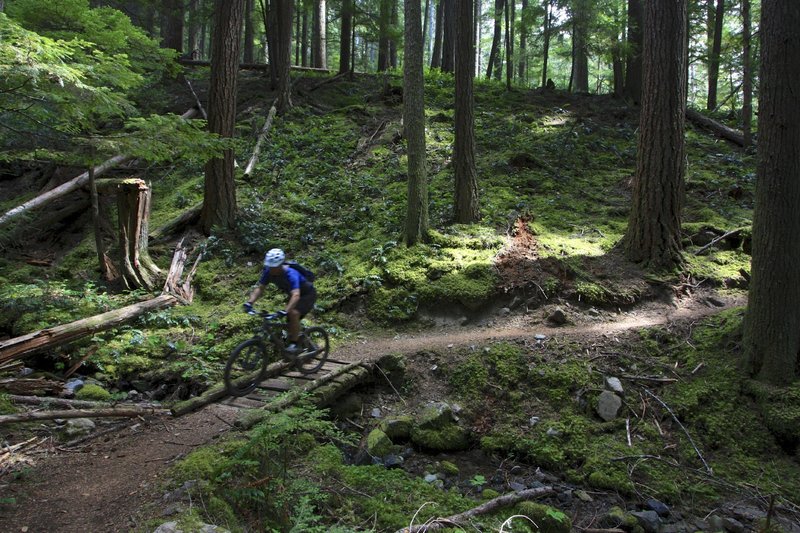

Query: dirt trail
left=0, top=293, right=744, bottom=533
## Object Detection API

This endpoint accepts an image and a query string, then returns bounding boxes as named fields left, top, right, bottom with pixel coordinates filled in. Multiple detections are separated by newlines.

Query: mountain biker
left=243, top=248, right=317, bottom=354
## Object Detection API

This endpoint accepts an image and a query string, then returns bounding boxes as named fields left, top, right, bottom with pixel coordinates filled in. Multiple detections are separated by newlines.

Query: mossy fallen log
left=236, top=362, right=369, bottom=429
left=169, top=360, right=294, bottom=417
left=0, top=406, right=169, bottom=425
left=0, top=294, right=178, bottom=365
left=686, top=109, right=745, bottom=146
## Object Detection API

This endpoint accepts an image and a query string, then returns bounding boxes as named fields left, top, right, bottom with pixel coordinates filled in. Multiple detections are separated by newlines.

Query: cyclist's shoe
left=285, top=343, right=300, bottom=354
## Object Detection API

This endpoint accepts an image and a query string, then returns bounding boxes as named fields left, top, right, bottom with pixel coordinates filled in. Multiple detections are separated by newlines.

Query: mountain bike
left=224, top=309, right=330, bottom=397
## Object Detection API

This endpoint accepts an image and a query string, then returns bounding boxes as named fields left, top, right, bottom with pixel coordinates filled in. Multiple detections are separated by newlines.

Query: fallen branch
left=0, top=406, right=169, bottom=425
left=178, top=59, right=330, bottom=73
left=309, top=71, right=349, bottom=92
left=183, top=76, right=208, bottom=120
left=244, top=99, right=278, bottom=176
left=394, top=486, right=555, bottom=533
left=0, top=294, right=178, bottom=365
left=8, top=395, right=160, bottom=410
left=149, top=204, right=202, bottom=242
left=621, top=375, right=678, bottom=383
left=686, top=109, right=745, bottom=147
left=0, top=107, right=200, bottom=228
left=644, top=388, right=712, bottom=474
left=694, top=228, right=744, bottom=256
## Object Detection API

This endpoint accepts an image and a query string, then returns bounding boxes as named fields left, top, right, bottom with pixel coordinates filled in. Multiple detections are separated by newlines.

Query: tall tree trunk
left=163, top=0, right=185, bottom=53
left=423, top=0, right=431, bottom=61
left=541, top=0, right=551, bottom=88
left=518, top=0, right=528, bottom=82
left=244, top=0, right=255, bottom=63
left=624, top=0, right=643, bottom=103
left=302, top=4, right=309, bottom=66
left=199, top=12, right=207, bottom=58
left=475, top=0, right=481, bottom=76
left=623, top=0, right=687, bottom=269
left=378, top=0, right=391, bottom=71
left=454, top=0, right=480, bottom=223
left=742, top=0, right=800, bottom=385
left=404, top=0, right=429, bottom=245
left=741, top=0, right=752, bottom=148
left=504, top=0, right=512, bottom=90
left=390, top=0, right=398, bottom=68
left=187, top=0, right=200, bottom=58
left=441, top=0, right=455, bottom=72
left=340, top=0, right=353, bottom=73
left=312, top=0, right=327, bottom=68
left=201, top=0, right=246, bottom=235
left=707, top=0, right=724, bottom=109
left=260, top=0, right=277, bottom=87
left=487, top=0, right=504, bottom=79
left=275, top=0, right=294, bottom=111
left=571, top=3, right=589, bottom=93
left=431, top=0, right=443, bottom=68
left=612, top=0, right=624, bottom=97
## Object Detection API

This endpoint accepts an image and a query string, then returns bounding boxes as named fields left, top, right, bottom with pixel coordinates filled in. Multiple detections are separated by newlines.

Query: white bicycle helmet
left=263, top=248, right=285, bottom=267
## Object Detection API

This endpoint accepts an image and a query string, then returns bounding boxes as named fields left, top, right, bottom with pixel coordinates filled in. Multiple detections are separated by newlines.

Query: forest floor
left=0, top=288, right=747, bottom=533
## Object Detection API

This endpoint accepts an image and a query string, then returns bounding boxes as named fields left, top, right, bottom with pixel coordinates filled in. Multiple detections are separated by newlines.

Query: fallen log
left=0, top=406, right=169, bottom=425
left=693, top=228, right=744, bottom=256
left=0, top=377, right=62, bottom=396
left=149, top=204, right=202, bottom=242
left=394, top=486, right=556, bottom=533
left=236, top=362, right=369, bottom=429
left=0, top=294, right=178, bottom=365
left=8, top=395, right=162, bottom=410
left=170, top=359, right=294, bottom=417
left=0, top=107, right=200, bottom=229
left=309, top=71, right=350, bottom=92
left=178, top=59, right=330, bottom=73
left=686, top=109, right=745, bottom=147
left=244, top=99, right=278, bottom=177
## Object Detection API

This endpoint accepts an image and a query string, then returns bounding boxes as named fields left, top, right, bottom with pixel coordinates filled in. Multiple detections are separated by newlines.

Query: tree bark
left=504, top=0, right=513, bottom=90
left=244, top=0, right=255, bottom=63
left=163, top=0, right=184, bottom=53
left=404, top=0, right=429, bottom=246
left=117, top=179, right=161, bottom=290
left=390, top=0, right=399, bottom=68
left=0, top=295, right=178, bottom=365
left=339, top=0, right=353, bottom=73
left=686, top=108, right=744, bottom=146
left=541, top=0, right=552, bottom=88
left=187, top=0, right=201, bottom=58
left=201, top=0, right=246, bottom=235
left=518, top=0, right=529, bottom=82
left=487, top=0, right=504, bottom=79
left=624, top=0, right=643, bottom=103
left=742, top=0, right=800, bottom=385
left=312, top=0, right=327, bottom=69
left=623, top=0, right=687, bottom=269
left=741, top=0, right=753, bottom=148
left=431, top=0, right=443, bottom=68
left=571, top=2, right=589, bottom=93
left=707, top=0, right=724, bottom=110
left=454, top=0, right=480, bottom=223
left=378, top=0, right=392, bottom=71
left=274, top=0, right=294, bottom=112
left=440, top=0, right=455, bottom=73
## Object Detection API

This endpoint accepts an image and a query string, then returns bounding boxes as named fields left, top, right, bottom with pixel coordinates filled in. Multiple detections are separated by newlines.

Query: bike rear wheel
left=296, top=326, right=329, bottom=374
left=225, top=338, right=269, bottom=396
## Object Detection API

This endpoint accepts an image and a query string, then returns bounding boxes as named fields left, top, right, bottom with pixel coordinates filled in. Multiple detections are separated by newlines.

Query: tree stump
left=116, top=179, right=161, bottom=290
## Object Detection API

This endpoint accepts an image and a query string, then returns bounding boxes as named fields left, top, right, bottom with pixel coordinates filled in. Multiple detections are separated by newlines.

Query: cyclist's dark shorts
left=297, top=285, right=317, bottom=317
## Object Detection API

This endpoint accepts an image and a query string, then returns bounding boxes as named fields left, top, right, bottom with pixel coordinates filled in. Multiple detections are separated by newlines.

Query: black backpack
left=285, top=261, right=316, bottom=282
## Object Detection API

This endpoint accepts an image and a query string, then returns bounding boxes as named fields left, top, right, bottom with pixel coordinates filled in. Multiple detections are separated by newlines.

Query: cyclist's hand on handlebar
left=243, top=302, right=255, bottom=314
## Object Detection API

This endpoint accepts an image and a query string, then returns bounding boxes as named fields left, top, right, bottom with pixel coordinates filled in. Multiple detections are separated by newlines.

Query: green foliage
left=75, top=384, right=111, bottom=401
left=0, top=393, right=17, bottom=415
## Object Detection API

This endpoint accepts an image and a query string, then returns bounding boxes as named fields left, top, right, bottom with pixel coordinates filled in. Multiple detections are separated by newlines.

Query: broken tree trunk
left=394, top=486, right=556, bottom=533
left=117, top=178, right=161, bottom=290
left=162, top=237, right=201, bottom=303
left=0, top=406, right=169, bottom=425
left=0, top=107, right=200, bottom=229
left=244, top=99, right=278, bottom=176
left=0, top=294, right=178, bottom=365
left=686, top=109, right=745, bottom=147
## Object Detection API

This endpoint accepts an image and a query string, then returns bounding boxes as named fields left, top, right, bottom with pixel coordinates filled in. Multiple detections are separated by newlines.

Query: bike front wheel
left=296, top=326, right=330, bottom=374
left=225, top=338, right=269, bottom=396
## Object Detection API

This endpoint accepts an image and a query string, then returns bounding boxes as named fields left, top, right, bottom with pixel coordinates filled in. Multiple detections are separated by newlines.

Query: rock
left=366, top=428, right=393, bottom=457
left=546, top=427, right=561, bottom=437
left=705, top=296, right=726, bottom=307
left=18, top=367, right=34, bottom=377
left=370, top=407, right=382, bottom=418
left=152, top=522, right=229, bottom=533
left=588, top=307, right=601, bottom=317
left=62, top=378, right=85, bottom=398
left=508, top=481, right=527, bottom=492
left=596, top=391, right=622, bottom=421
left=416, top=403, right=455, bottom=429
left=534, top=334, right=547, bottom=341
left=528, top=416, right=540, bottom=427
left=383, top=454, right=404, bottom=469
left=600, top=507, right=639, bottom=530
left=708, top=515, right=725, bottom=532
left=63, top=418, right=95, bottom=438
left=153, top=522, right=180, bottom=533
left=459, top=316, right=470, bottom=326
left=439, top=460, right=459, bottom=476
left=646, top=498, right=670, bottom=517
left=661, top=521, right=693, bottom=533
left=548, top=308, right=567, bottom=325
left=499, top=307, right=511, bottom=317
left=575, top=489, right=593, bottom=502
left=518, top=502, right=572, bottom=533
left=631, top=510, right=662, bottom=533
left=424, top=474, right=438, bottom=483
left=605, top=376, right=624, bottom=395
left=722, top=517, right=746, bottom=533
left=380, top=416, right=413, bottom=440
left=557, top=490, right=573, bottom=504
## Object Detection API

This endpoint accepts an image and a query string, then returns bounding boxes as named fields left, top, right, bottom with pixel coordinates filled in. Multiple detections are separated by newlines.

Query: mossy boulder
left=598, top=506, right=640, bottom=530
left=410, top=423, right=470, bottom=452
left=439, top=460, right=460, bottom=476
left=416, top=402, right=456, bottom=430
left=380, top=416, right=413, bottom=440
left=75, top=384, right=112, bottom=401
left=516, top=502, right=572, bottom=533
left=367, top=428, right=394, bottom=457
